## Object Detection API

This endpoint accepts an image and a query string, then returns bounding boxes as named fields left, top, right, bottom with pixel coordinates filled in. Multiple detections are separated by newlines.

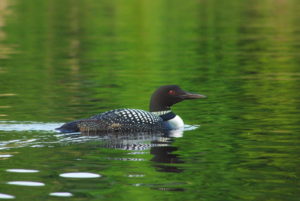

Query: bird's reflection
left=150, top=144, right=183, bottom=173
left=79, top=129, right=184, bottom=173
left=149, top=129, right=184, bottom=173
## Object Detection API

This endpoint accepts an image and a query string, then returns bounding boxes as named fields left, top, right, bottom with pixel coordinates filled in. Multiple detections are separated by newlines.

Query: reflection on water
left=0, top=154, right=12, bottom=158
left=7, top=181, right=45, bottom=187
left=6, top=169, right=39, bottom=173
left=0, top=121, right=196, bottom=151
left=151, top=145, right=183, bottom=173
left=1, top=126, right=189, bottom=198
left=0, top=0, right=16, bottom=60
left=59, top=172, right=101, bottom=178
left=49, top=192, right=73, bottom=197
left=1, top=0, right=300, bottom=200
left=0, top=193, right=15, bottom=199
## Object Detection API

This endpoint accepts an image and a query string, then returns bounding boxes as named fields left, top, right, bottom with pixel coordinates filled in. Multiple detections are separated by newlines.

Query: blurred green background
left=0, top=0, right=300, bottom=200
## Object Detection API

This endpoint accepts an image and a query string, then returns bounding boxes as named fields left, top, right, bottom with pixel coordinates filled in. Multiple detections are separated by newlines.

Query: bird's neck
left=151, top=110, right=175, bottom=121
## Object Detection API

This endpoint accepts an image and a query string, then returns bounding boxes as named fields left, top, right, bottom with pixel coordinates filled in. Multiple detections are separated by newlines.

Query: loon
left=56, top=85, right=206, bottom=133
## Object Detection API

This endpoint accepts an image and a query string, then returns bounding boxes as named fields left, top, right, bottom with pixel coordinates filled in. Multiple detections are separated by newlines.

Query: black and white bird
left=56, top=85, right=206, bottom=133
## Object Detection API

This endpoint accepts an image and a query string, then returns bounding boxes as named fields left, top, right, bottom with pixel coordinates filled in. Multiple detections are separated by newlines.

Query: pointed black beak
left=179, top=91, right=206, bottom=99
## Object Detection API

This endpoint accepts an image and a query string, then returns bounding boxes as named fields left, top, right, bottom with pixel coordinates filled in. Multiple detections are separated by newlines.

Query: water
left=1, top=0, right=300, bottom=200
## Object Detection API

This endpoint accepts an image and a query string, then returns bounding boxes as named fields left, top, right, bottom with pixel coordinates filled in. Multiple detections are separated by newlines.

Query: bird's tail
left=55, top=121, right=80, bottom=133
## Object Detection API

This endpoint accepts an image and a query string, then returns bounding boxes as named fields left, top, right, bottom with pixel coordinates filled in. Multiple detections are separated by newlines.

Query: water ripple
left=0, top=154, right=13, bottom=158
left=6, top=169, right=39, bottom=173
left=0, top=193, right=15, bottom=199
left=49, top=192, right=73, bottom=197
left=0, top=121, right=62, bottom=132
left=7, top=181, right=45, bottom=186
left=59, top=172, right=101, bottom=178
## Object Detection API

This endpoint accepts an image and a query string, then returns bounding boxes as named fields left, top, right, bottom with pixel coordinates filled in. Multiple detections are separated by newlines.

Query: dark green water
left=1, top=0, right=300, bottom=200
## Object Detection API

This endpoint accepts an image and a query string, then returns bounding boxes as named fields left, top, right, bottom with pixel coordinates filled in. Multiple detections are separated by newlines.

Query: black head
left=149, top=85, right=206, bottom=112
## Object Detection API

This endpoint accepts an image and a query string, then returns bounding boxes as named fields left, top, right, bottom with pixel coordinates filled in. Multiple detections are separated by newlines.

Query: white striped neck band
left=151, top=110, right=172, bottom=116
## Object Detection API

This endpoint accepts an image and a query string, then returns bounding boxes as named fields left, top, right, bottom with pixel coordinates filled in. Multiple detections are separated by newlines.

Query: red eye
left=168, top=90, right=176, bottom=95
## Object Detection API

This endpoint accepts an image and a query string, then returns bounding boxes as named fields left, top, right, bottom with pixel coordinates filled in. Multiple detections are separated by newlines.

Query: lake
left=0, top=0, right=300, bottom=200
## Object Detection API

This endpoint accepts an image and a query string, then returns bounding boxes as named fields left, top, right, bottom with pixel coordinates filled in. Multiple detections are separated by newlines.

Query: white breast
left=166, top=115, right=184, bottom=130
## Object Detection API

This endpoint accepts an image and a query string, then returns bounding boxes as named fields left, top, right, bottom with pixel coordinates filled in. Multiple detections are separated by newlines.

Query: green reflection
left=0, top=0, right=300, bottom=201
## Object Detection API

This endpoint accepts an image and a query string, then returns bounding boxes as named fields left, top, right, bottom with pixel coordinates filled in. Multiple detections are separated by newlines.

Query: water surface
left=1, top=0, right=300, bottom=200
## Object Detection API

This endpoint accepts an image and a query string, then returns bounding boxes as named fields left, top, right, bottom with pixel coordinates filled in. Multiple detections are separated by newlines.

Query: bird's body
left=59, top=109, right=164, bottom=133
left=56, top=85, right=205, bottom=133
